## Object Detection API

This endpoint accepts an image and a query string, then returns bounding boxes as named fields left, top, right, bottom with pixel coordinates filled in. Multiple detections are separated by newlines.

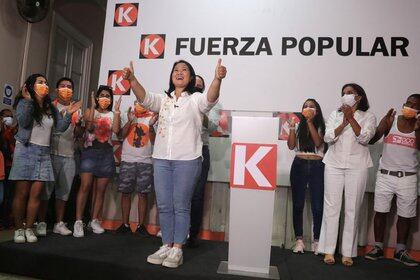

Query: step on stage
left=0, top=233, right=418, bottom=280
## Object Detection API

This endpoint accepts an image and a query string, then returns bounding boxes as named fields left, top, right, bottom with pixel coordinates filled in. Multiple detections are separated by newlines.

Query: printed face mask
left=98, top=97, right=111, bottom=110
left=341, top=94, right=357, bottom=107
left=401, top=106, right=418, bottom=119
left=34, top=84, right=49, bottom=97
left=58, top=87, right=73, bottom=102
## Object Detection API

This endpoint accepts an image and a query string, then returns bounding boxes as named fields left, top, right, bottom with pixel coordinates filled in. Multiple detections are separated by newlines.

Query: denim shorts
left=9, top=142, right=54, bottom=182
left=79, top=147, right=116, bottom=178
left=118, top=161, right=153, bottom=194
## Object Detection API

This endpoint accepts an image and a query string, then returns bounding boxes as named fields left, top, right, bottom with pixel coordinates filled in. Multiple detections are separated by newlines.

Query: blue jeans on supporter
left=154, top=158, right=202, bottom=245
left=290, top=157, right=324, bottom=240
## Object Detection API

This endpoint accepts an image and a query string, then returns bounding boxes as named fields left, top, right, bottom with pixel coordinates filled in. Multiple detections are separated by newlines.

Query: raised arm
left=112, top=95, right=122, bottom=135
left=369, top=109, right=395, bottom=144
left=206, top=59, right=227, bottom=103
left=123, top=61, right=147, bottom=103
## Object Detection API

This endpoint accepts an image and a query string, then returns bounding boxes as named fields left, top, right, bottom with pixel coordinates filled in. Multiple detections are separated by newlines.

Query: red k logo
left=140, top=34, right=166, bottom=59
left=114, top=3, right=139, bottom=27
left=108, top=70, right=131, bottom=95
left=230, top=143, right=277, bottom=190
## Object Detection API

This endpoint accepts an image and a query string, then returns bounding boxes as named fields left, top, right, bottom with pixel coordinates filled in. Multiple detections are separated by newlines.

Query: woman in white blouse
left=318, top=83, right=376, bottom=266
left=122, top=59, right=227, bottom=268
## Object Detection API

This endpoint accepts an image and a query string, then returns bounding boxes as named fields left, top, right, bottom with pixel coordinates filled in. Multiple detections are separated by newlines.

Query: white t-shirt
left=141, top=90, right=217, bottom=160
left=121, top=114, right=153, bottom=164
left=380, top=116, right=418, bottom=172
left=30, top=115, right=54, bottom=147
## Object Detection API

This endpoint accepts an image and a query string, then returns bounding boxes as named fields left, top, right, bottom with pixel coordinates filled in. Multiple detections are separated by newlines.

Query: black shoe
left=135, top=224, right=152, bottom=237
left=394, top=250, right=419, bottom=267
left=115, top=224, right=131, bottom=234
left=365, top=246, right=384, bottom=260
left=186, top=237, right=199, bottom=248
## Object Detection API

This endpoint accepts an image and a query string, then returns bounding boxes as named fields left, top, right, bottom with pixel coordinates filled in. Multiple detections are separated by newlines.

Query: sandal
left=324, top=254, right=335, bottom=265
left=342, top=256, right=353, bottom=266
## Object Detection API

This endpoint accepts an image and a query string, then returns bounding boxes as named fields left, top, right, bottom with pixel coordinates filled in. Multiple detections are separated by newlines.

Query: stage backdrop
left=99, top=0, right=420, bottom=192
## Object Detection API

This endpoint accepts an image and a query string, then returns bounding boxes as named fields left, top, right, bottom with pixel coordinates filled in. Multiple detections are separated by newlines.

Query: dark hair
left=296, top=98, right=327, bottom=153
left=56, top=77, right=74, bottom=89
left=165, top=60, right=196, bottom=97
left=13, top=73, right=53, bottom=125
left=195, top=74, right=205, bottom=93
left=341, top=83, right=369, bottom=112
left=0, top=108, right=12, bottom=117
left=408, top=93, right=420, bottom=100
left=95, top=85, right=114, bottom=111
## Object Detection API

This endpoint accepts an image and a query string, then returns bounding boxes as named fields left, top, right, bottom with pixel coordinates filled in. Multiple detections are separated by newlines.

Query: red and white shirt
left=380, top=116, right=418, bottom=172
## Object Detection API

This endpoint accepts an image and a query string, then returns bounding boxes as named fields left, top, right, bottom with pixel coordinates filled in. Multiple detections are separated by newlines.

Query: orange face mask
left=134, top=104, right=147, bottom=115
left=402, top=106, right=418, bottom=119
left=34, top=84, right=49, bottom=97
left=58, top=88, right=73, bottom=102
left=302, top=107, right=316, bottom=119
left=98, top=97, right=111, bottom=110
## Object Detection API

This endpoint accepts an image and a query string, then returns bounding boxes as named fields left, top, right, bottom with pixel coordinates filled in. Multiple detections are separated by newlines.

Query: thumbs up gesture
left=215, top=58, right=227, bottom=81
left=122, top=61, right=135, bottom=82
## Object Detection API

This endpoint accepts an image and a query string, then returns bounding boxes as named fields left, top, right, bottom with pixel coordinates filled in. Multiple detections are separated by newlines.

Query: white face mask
left=341, top=94, right=357, bottom=107
left=3, top=117, right=13, bottom=126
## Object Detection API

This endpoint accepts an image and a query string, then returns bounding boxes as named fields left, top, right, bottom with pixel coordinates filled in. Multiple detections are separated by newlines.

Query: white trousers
left=318, top=165, right=368, bottom=257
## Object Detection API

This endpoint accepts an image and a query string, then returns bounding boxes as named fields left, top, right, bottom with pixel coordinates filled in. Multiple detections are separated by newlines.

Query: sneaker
left=147, top=244, right=172, bottom=265
left=394, top=249, right=419, bottom=267
left=162, top=247, right=184, bottom=268
left=156, top=230, right=162, bottom=238
left=14, top=229, right=26, bottom=243
left=365, top=245, right=384, bottom=260
left=73, top=220, right=84, bottom=237
left=311, top=241, right=319, bottom=255
left=53, top=222, right=72, bottom=236
left=25, top=228, right=38, bottom=243
left=293, top=239, right=305, bottom=254
left=36, top=222, right=47, bottom=237
left=115, top=224, right=131, bottom=234
left=91, top=219, right=105, bottom=234
left=135, top=224, right=152, bottom=237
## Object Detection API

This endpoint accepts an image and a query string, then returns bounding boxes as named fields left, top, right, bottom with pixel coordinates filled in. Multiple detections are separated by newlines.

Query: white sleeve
left=194, top=92, right=218, bottom=114
left=141, top=91, right=163, bottom=113
left=356, top=112, right=377, bottom=145
left=324, top=111, right=340, bottom=144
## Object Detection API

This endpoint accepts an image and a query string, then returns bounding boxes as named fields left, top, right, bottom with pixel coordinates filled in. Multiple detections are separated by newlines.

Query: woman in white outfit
left=318, top=83, right=376, bottom=266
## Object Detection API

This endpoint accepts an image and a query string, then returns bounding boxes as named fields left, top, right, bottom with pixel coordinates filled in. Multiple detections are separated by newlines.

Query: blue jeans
left=290, top=157, right=324, bottom=240
left=154, top=158, right=202, bottom=245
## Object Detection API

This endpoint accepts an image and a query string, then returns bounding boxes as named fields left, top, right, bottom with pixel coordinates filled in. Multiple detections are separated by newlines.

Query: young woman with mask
left=318, top=83, right=376, bottom=266
left=73, top=86, right=121, bottom=237
left=122, top=59, right=226, bottom=268
left=10, top=74, right=81, bottom=243
left=287, top=99, right=326, bottom=254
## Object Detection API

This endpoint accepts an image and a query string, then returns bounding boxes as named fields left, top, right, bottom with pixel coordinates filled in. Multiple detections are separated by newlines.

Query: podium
left=217, top=111, right=280, bottom=279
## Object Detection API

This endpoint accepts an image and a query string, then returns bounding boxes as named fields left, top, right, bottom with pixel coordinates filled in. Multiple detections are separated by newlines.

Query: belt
left=380, top=169, right=417, bottom=178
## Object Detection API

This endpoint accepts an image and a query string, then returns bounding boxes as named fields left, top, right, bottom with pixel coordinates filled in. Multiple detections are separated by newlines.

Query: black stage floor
left=0, top=233, right=418, bottom=280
